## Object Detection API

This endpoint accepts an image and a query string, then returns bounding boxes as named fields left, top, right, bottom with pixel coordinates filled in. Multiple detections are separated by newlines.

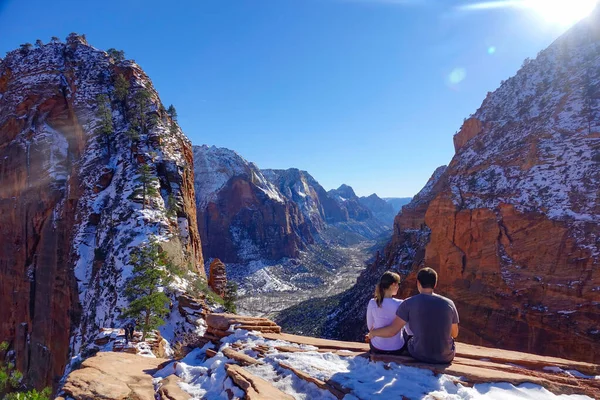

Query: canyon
left=0, top=8, right=599, bottom=397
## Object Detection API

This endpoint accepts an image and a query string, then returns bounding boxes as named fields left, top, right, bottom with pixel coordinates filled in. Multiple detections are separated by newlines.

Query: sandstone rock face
left=453, top=117, right=482, bottom=152
left=194, top=145, right=312, bottom=263
left=208, top=258, right=227, bottom=297
left=332, top=12, right=600, bottom=362
left=0, top=35, right=203, bottom=389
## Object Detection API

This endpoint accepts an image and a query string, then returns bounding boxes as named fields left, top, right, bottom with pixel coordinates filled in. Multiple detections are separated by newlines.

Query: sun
left=525, top=0, right=598, bottom=26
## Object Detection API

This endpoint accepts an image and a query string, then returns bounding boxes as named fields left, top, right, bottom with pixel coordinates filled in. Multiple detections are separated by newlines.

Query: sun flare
left=461, top=0, right=598, bottom=27
left=527, top=0, right=598, bottom=26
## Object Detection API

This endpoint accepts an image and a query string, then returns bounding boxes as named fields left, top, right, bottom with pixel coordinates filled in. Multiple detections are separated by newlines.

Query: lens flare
left=449, top=68, right=467, bottom=84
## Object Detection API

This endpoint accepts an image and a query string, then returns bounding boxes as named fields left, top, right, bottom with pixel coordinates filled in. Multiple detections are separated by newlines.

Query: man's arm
left=451, top=323, right=459, bottom=339
left=368, top=316, right=406, bottom=338
left=450, top=300, right=459, bottom=339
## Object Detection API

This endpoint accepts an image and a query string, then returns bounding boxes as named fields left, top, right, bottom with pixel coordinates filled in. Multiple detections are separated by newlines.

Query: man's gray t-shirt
left=396, top=293, right=459, bottom=364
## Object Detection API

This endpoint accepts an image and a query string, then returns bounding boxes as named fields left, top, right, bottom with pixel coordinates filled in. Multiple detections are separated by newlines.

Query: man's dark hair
left=417, top=267, right=438, bottom=289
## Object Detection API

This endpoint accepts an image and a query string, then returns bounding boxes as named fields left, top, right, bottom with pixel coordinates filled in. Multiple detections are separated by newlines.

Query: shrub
left=106, top=48, right=125, bottom=62
left=188, top=277, right=224, bottom=306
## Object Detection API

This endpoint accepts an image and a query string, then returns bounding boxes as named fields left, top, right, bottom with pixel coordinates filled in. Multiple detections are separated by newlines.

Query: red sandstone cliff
left=0, top=34, right=203, bottom=390
left=194, top=145, right=313, bottom=263
left=328, top=12, right=600, bottom=363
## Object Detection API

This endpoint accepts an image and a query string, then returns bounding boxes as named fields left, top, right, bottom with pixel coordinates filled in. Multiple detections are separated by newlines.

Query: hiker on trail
left=367, top=267, right=459, bottom=364
left=125, top=322, right=135, bottom=343
left=366, top=271, right=411, bottom=355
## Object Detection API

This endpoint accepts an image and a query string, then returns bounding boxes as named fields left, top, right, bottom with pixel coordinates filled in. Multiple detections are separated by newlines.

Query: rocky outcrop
left=453, top=117, right=483, bottom=152
left=59, top=323, right=600, bottom=399
left=0, top=35, right=203, bottom=390
left=202, top=313, right=281, bottom=343
left=225, top=364, right=295, bottom=400
left=208, top=258, right=227, bottom=297
left=194, top=146, right=312, bottom=263
left=60, top=352, right=170, bottom=400
left=332, top=11, right=600, bottom=363
left=180, top=314, right=600, bottom=399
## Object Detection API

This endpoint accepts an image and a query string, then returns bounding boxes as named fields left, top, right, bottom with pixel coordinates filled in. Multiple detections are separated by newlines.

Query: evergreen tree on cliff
left=106, top=48, right=125, bottom=62
left=113, top=73, right=130, bottom=106
left=122, top=243, right=171, bottom=341
left=167, top=104, right=178, bottom=135
left=130, top=88, right=152, bottom=134
left=137, top=164, right=158, bottom=210
left=167, top=104, right=177, bottom=120
left=95, top=94, right=114, bottom=157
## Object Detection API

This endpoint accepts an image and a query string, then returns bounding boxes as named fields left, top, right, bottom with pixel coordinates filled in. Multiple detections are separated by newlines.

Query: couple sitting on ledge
left=366, top=267, right=459, bottom=364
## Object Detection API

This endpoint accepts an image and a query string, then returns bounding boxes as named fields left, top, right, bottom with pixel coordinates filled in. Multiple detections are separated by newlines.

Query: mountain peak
left=330, top=184, right=357, bottom=199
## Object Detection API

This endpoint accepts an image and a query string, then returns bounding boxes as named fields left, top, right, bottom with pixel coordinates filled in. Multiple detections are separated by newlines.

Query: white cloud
left=456, top=0, right=527, bottom=11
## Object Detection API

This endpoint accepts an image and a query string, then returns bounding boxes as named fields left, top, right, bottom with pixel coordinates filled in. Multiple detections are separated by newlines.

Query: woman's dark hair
left=417, top=267, right=438, bottom=289
left=374, top=271, right=401, bottom=307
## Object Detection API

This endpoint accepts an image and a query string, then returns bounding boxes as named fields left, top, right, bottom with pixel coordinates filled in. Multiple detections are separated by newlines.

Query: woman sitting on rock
left=366, top=271, right=410, bottom=355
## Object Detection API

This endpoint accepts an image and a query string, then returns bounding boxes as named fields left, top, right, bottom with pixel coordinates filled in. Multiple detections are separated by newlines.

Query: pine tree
left=50, top=36, right=60, bottom=44
left=130, top=89, right=152, bottom=134
left=107, top=48, right=125, bottom=62
left=166, top=104, right=179, bottom=135
left=223, top=282, right=238, bottom=313
left=138, top=164, right=159, bottom=210
left=19, top=43, right=32, bottom=54
left=167, top=105, right=177, bottom=121
left=95, top=94, right=114, bottom=157
left=35, top=39, right=43, bottom=48
left=122, top=243, right=171, bottom=341
left=114, top=73, right=130, bottom=105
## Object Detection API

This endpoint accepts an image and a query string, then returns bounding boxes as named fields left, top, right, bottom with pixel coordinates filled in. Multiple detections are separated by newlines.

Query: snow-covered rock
left=0, top=34, right=204, bottom=389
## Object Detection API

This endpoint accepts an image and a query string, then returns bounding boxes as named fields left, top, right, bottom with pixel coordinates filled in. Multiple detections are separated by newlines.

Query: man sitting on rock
left=367, top=267, right=459, bottom=364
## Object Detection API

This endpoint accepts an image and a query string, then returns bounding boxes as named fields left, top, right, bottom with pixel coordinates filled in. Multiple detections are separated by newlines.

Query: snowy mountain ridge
left=0, top=34, right=205, bottom=388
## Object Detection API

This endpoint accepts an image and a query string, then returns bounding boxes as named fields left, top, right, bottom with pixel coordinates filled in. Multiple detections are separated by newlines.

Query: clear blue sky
left=0, top=0, right=590, bottom=197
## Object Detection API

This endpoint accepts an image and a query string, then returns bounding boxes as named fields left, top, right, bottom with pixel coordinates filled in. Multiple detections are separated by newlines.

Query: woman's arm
left=366, top=300, right=374, bottom=330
